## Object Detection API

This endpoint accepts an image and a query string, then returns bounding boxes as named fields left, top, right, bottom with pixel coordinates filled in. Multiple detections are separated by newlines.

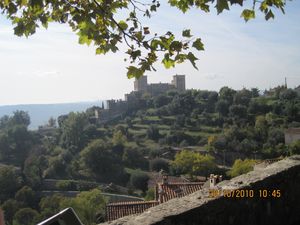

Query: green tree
left=289, top=140, right=300, bottom=155
left=60, top=189, right=106, bottom=225
left=0, top=166, right=22, bottom=202
left=216, top=99, right=230, bottom=117
left=112, top=130, right=127, bottom=146
left=0, top=1, right=288, bottom=78
left=192, top=154, right=217, bottom=177
left=212, top=136, right=227, bottom=151
left=154, top=95, right=171, bottom=108
left=255, top=115, right=268, bottom=140
left=13, top=208, right=39, bottom=225
left=251, top=88, right=260, bottom=98
left=10, top=111, right=31, bottom=128
left=219, top=87, right=236, bottom=104
left=233, top=88, right=252, bottom=106
left=15, top=186, right=36, bottom=208
left=229, top=104, right=247, bottom=119
left=144, top=188, right=155, bottom=201
left=122, top=147, right=148, bottom=169
left=0, top=132, right=11, bottom=161
left=9, top=124, right=32, bottom=165
left=279, top=89, right=298, bottom=100
left=23, top=153, right=48, bottom=188
left=1, top=199, right=21, bottom=225
left=39, top=194, right=64, bottom=219
left=80, top=140, right=126, bottom=183
left=0, top=113, right=33, bottom=165
left=149, top=158, right=170, bottom=172
left=208, top=91, right=219, bottom=105
left=146, top=125, right=160, bottom=141
left=227, top=159, right=256, bottom=178
left=171, top=150, right=216, bottom=177
left=60, top=112, right=89, bottom=152
left=130, top=172, right=149, bottom=194
left=47, top=117, right=57, bottom=127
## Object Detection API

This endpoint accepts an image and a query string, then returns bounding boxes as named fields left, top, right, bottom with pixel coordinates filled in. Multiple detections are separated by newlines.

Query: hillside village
left=0, top=75, right=300, bottom=225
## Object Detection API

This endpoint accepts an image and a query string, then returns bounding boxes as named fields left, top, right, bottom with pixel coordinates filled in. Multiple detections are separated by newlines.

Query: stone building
left=134, top=76, right=148, bottom=92
left=171, top=74, right=186, bottom=92
left=133, top=75, right=186, bottom=96
left=94, top=75, right=187, bottom=123
left=285, top=128, right=300, bottom=144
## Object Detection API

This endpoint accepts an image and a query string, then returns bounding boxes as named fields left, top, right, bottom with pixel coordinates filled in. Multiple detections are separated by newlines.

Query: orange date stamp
left=209, top=189, right=281, bottom=198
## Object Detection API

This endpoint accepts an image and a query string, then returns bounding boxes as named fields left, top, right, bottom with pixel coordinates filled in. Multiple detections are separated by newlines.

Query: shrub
left=149, top=158, right=169, bottom=172
left=227, top=159, right=256, bottom=178
left=130, top=172, right=149, bottom=193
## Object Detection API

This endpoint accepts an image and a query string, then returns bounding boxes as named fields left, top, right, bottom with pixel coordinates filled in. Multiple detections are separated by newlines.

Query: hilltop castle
left=93, top=75, right=186, bottom=123
left=132, top=75, right=186, bottom=95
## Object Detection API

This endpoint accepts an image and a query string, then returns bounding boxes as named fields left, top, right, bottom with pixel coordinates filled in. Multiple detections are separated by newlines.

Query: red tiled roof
left=106, top=179, right=204, bottom=221
left=147, top=172, right=190, bottom=188
left=106, top=201, right=159, bottom=221
left=156, top=182, right=204, bottom=203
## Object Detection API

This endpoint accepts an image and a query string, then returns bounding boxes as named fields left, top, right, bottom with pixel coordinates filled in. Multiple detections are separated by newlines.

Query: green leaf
left=134, top=31, right=143, bottom=41
left=175, top=54, right=187, bottom=63
left=150, top=39, right=162, bottom=49
left=241, top=9, right=255, bottom=22
left=259, top=1, right=268, bottom=11
left=169, top=41, right=182, bottom=52
left=229, top=0, right=243, bottom=6
left=127, top=66, right=144, bottom=79
left=265, top=10, right=274, bottom=20
left=13, top=22, right=25, bottom=36
left=182, top=29, right=192, bottom=38
left=130, top=50, right=141, bottom=61
left=21, top=0, right=28, bottom=7
left=192, top=38, right=204, bottom=51
left=3, top=0, right=9, bottom=7
left=162, top=54, right=175, bottom=69
left=215, top=0, right=230, bottom=14
left=118, top=20, right=128, bottom=30
left=187, top=52, right=198, bottom=70
left=96, top=47, right=106, bottom=55
left=150, top=5, right=157, bottom=12
left=78, top=34, right=92, bottom=46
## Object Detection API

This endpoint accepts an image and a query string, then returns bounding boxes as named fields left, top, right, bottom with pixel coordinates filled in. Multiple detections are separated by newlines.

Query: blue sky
left=0, top=1, right=300, bottom=105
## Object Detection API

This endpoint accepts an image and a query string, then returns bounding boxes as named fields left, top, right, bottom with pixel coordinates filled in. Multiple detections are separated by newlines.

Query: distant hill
left=0, top=101, right=104, bottom=130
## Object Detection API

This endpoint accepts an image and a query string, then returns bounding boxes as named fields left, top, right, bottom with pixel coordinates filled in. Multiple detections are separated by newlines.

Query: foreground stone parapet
left=100, top=155, right=300, bottom=225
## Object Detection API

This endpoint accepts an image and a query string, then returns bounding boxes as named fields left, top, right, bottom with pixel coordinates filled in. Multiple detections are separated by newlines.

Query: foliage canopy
left=0, top=0, right=289, bottom=78
left=227, top=158, right=256, bottom=177
left=171, top=150, right=216, bottom=177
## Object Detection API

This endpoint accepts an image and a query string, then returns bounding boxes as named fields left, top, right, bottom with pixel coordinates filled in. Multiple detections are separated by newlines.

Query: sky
left=0, top=1, right=300, bottom=105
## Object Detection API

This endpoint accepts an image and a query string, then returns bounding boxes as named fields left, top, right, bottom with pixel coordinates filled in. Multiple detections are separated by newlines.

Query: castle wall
left=134, top=76, right=148, bottom=92
left=172, top=75, right=186, bottom=92
left=148, top=83, right=174, bottom=96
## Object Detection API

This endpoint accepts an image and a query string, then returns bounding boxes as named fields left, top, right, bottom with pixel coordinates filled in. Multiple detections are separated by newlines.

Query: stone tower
left=172, top=75, right=186, bottom=92
left=134, top=76, right=148, bottom=92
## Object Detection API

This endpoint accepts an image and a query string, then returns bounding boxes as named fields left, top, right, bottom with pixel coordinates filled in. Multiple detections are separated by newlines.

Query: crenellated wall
left=100, top=155, right=300, bottom=225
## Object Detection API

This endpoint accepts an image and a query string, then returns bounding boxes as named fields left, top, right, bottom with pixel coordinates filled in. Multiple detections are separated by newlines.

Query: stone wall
left=100, top=155, right=300, bottom=225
